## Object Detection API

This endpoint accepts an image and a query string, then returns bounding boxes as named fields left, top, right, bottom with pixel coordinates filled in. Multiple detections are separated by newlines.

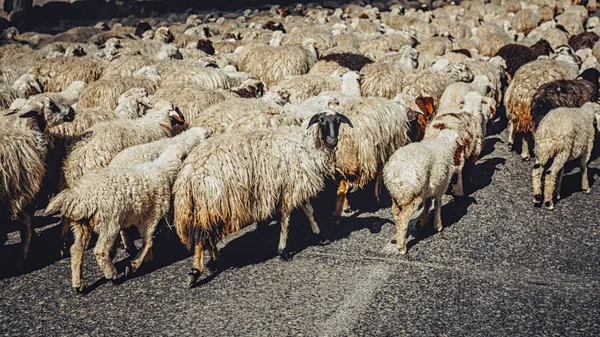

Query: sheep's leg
left=521, top=133, right=531, bottom=161
left=374, top=170, right=383, bottom=204
left=70, top=222, right=91, bottom=293
left=464, top=156, right=477, bottom=194
left=532, top=160, right=545, bottom=205
left=188, top=243, right=204, bottom=288
left=452, top=167, right=465, bottom=197
left=92, top=227, right=120, bottom=282
left=332, top=180, right=349, bottom=224
left=416, top=198, right=432, bottom=228
left=392, top=196, right=422, bottom=255
left=302, top=202, right=328, bottom=245
left=60, top=218, right=71, bottom=257
left=507, top=121, right=515, bottom=150
left=127, top=223, right=156, bottom=275
left=17, top=212, right=33, bottom=263
left=433, top=194, right=444, bottom=232
left=278, top=208, right=292, bottom=261
left=543, top=154, right=568, bottom=210
left=555, top=168, right=564, bottom=201
left=120, top=229, right=138, bottom=258
left=581, top=147, right=593, bottom=194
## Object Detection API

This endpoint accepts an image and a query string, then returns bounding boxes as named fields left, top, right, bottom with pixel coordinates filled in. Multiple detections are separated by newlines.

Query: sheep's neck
left=341, top=78, right=360, bottom=97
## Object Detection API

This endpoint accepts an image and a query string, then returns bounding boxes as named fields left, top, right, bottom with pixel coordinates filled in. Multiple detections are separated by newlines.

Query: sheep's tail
left=45, top=189, right=96, bottom=221
left=173, top=173, right=196, bottom=250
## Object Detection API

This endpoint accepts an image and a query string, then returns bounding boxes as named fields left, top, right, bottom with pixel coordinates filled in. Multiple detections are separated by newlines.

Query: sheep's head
left=154, top=27, right=174, bottom=43
left=65, top=45, right=86, bottom=57
left=393, top=93, right=424, bottom=121
left=12, top=74, right=42, bottom=97
left=578, top=68, right=600, bottom=87
left=135, top=21, right=152, bottom=37
left=158, top=44, right=183, bottom=60
left=307, top=110, right=353, bottom=150
left=445, top=62, right=474, bottom=83
left=149, top=100, right=185, bottom=126
left=64, top=81, right=87, bottom=96
left=197, top=39, right=215, bottom=55
left=119, top=87, right=153, bottom=112
left=7, top=96, right=74, bottom=131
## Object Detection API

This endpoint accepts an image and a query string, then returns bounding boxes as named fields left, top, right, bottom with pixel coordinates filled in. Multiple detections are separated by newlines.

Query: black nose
left=65, top=108, right=75, bottom=122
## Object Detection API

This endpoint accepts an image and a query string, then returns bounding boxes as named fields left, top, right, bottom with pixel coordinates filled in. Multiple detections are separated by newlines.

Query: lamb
left=383, top=129, right=459, bottom=255
left=425, top=91, right=497, bottom=196
left=235, top=39, right=318, bottom=87
left=504, top=59, right=578, bottom=160
left=532, top=102, right=600, bottom=210
left=45, top=143, right=188, bottom=292
left=495, top=39, right=554, bottom=79
left=61, top=100, right=185, bottom=189
left=530, top=68, right=600, bottom=130
left=1, top=96, right=74, bottom=264
left=173, top=111, right=352, bottom=286
left=401, top=61, right=474, bottom=107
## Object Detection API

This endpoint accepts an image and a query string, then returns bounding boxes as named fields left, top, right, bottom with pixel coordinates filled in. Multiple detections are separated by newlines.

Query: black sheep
left=530, top=68, right=600, bottom=130
left=318, top=53, right=373, bottom=72
left=495, top=39, right=553, bottom=78
left=569, top=32, right=600, bottom=51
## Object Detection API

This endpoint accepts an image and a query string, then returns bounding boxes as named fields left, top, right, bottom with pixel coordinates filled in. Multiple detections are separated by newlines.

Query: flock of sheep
left=1, top=0, right=600, bottom=292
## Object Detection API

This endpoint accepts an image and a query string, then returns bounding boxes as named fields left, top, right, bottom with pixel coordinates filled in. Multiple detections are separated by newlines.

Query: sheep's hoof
left=109, top=276, right=119, bottom=285
left=397, top=246, right=407, bottom=255
left=124, top=262, right=136, bottom=278
left=331, top=217, right=341, bottom=225
left=522, top=156, right=530, bottom=162
left=314, top=233, right=330, bottom=246
left=544, top=201, right=554, bottom=210
left=187, top=268, right=202, bottom=288
left=278, top=249, right=293, bottom=261
left=507, top=143, right=513, bottom=151
left=72, top=285, right=84, bottom=294
left=533, top=194, right=542, bottom=206
left=583, top=188, right=591, bottom=194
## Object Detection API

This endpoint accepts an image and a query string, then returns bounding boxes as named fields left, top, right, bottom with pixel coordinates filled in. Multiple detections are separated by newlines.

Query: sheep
left=569, top=32, right=600, bottom=51
left=49, top=87, right=154, bottom=144
left=77, top=73, right=158, bottom=110
left=329, top=94, right=421, bottom=223
left=45, top=143, right=188, bottom=292
left=504, top=59, right=578, bottom=160
left=40, top=81, right=87, bottom=107
left=1, top=96, right=74, bottom=264
left=425, top=91, right=497, bottom=196
left=532, top=102, right=600, bottom=210
left=464, top=57, right=507, bottom=104
left=272, top=73, right=342, bottom=104
left=438, top=75, right=495, bottom=108
left=383, top=129, right=459, bottom=255
left=401, top=61, right=475, bottom=107
left=495, top=39, right=554, bottom=79
left=0, top=74, right=43, bottom=109
left=309, top=53, right=373, bottom=76
left=359, top=62, right=406, bottom=99
left=61, top=100, right=185, bottom=189
left=173, top=111, right=353, bottom=286
left=409, top=96, right=437, bottom=142
left=511, top=9, right=540, bottom=35
left=235, top=39, right=318, bottom=87
left=159, top=67, right=233, bottom=90
left=29, top=57, right=104, bottom=92
left=530, top=68, right=600, bottom=130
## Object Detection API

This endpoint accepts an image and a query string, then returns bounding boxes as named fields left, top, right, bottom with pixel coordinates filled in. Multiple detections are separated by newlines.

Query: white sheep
left=438, top=75, right=495, bottom=108
left=383, top=129, right=459, bottom=254
left=173, top=111, right=353, bottom=286
left=532, top=102, right=600, bottom=210
left=46, top=143, right=188, bottom=292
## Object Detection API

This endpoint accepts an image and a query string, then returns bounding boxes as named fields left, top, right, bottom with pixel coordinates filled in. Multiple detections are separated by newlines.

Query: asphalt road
left=1, top=124, right=599, bottom=337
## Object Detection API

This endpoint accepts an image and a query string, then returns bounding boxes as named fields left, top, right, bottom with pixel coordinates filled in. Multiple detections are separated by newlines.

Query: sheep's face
left=120, top=88, right=153, bottom=111
left=307, top=111, right=353, bottom=150
left=446, top=62, right=474, bottom=83
left=13, top=96, right=75, bottom=131
left=12, top=74, right=42, bottom=97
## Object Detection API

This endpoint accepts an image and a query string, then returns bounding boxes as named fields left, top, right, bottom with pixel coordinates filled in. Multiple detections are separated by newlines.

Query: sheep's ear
left=3, top=109, right=18, bottom=116
left=337, top=113, right=353, bottom=128
left=307, top=113, right=324, bottom=129
left=18, top=110, right=38, bottom=118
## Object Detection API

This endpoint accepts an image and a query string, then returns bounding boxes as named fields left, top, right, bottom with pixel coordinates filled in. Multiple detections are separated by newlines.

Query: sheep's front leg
left=543, top=153, right=568, bottom=210
left=433, top=194, right=444, bottom=232
left=188, top=243, right=205, bottom=288
left=555, top=168, right=564, bottom=201
left=532, top=160, right=545, bottom=205
left=17, top=212, right=33, bottom=264
left=92, top=226, right=120, bottom=283
left=507, top=121, right=515, bottom=150
left=278, top=208, right=292, bottom=261
left=332, top=180, right=349, bottom=224
left=374, top=170, right=383, bottom=204
left=581, top=144, right=593, bottom=194
left=60, top=218, right=71, bottom=257
left=70, top=222, right=91, bottom=293
left=392, top=196, right=422, bottom=255
left=416, top=198, right=432, bottom=228
left=302, top=202, right=328, bottom=245
left=120, top=229, right=138, bottom=258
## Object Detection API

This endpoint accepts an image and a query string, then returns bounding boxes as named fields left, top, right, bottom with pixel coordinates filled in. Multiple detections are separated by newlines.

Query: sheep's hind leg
left=532, top=160, right=545, bottom=205
left=120, top=229, right=138, bottom=258
left=543, top=153, right=568, bottom=210
left=92, top=226, right=120, bottom=283
left=278, top=208, right=293, bottom=261
left=392, top=196, right=422, bottom=255
left=507, top=121, right=515, bottom=150
left=126, top=220, right=159, bottom=277
left=188, top=243, right=205, bottom=288
left=521, top=133, right=531, bottom=161
left=70, top=222, right=91, bottom=293
left=374, top=171, right=383, bottom=204
left=433, top=194, right=444, bottom=232
left=60, top=218, right=71, bottom=258
left=581, top=146, right=593, bottom=194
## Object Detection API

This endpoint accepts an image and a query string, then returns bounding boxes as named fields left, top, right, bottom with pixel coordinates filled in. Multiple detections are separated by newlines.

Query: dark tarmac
left=1, top=126, right=599, bottom=336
